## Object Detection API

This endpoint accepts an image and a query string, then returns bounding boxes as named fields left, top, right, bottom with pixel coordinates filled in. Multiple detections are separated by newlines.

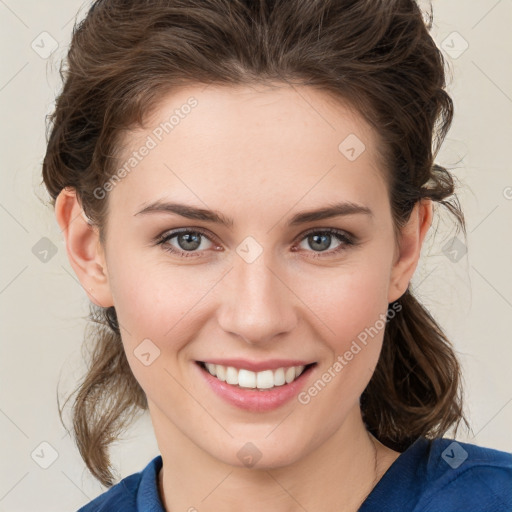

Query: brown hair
left=43, top=0, right=469, bottom=487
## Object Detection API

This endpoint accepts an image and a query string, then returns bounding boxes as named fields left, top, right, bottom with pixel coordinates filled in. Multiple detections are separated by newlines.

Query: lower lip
left=196, top=363, right=315, bottom=412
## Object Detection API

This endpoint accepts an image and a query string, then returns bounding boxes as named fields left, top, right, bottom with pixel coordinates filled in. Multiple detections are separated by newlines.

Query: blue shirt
left=77, top=437, right=512, bottom=511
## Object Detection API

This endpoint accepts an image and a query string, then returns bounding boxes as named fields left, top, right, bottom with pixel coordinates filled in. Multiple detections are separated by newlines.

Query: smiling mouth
left=197, top=361, right=316, bottom=390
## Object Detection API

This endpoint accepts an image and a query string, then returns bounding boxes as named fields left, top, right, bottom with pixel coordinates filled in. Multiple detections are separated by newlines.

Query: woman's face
left=92, top=83, right=421, bottom=468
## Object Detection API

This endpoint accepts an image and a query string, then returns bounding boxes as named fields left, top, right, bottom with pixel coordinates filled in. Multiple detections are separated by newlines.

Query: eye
left=155, top=227, right=356, bottom=259
left=293, top=228, right=355, bottom=258
left=156, top=228, right=218, bottom=258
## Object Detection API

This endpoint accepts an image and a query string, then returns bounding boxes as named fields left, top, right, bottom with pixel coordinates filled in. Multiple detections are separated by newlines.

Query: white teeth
left=216, top=364, right=226, bottom=382
left=285, top=367, right=295, bottom=384
left=205, top=363, right=216, bottom=376
left=203, top=363, right=309, bottom=389
left=274, top=367, right=285, bottom=386
left=225, top=366, right=238, bottom=385
left=238, top=369, right=256, bottom=388
left=256, top=370, right=274, bottom=389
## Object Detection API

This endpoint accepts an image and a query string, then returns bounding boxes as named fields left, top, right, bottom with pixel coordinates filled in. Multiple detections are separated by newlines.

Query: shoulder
left=76, top=455, right=163, bottom=512
left=360, top=437, right=512, bottom=512
left=415, top=438, right=512, bottom=512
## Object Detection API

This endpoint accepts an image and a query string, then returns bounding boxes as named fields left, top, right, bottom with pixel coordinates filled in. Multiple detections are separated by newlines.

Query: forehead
left=108, top=83, right=388, bottom=219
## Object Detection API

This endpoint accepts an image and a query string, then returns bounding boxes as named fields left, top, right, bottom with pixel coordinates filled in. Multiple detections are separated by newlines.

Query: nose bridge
left=217, top=248, right=296, bottom=344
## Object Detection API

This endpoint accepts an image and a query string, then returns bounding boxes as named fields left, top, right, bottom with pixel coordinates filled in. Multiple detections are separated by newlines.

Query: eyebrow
left=134, top=200, right=372, bottom=227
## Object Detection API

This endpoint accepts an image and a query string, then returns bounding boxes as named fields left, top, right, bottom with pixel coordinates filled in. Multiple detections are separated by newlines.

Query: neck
left=153, top=405, right=400, bottom=512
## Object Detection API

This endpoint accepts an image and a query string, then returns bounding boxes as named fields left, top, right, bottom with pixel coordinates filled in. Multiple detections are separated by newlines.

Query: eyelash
left=154, top=227, right=356, bottom=259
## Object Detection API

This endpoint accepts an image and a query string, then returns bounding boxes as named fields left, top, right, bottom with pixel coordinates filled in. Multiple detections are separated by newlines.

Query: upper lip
left=198, top=358, right=315, bottom=372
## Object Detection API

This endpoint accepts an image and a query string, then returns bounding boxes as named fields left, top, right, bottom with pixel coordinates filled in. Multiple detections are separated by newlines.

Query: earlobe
left=55, top=187, right=114, bottom=308
left=388, top=199, right=433, bottom=303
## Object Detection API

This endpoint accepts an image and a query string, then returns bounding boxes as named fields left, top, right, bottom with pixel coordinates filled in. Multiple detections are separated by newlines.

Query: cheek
left=296, top=251, right=393, bottom=349
left=106, top=259, right=199, bottom=399
left=106, top=247, right=198, bottom=336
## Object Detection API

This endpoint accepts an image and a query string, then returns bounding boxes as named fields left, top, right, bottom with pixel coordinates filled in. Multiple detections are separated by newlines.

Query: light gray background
left=1, top=1, right=511, bottom=510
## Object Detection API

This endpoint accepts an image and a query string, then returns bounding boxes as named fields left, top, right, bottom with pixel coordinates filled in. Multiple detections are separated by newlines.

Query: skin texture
left=55, top=83, right=432, bottom=511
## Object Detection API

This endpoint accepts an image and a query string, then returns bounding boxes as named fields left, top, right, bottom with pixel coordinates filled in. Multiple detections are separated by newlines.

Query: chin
left=204, top=429, right=315, bottom=471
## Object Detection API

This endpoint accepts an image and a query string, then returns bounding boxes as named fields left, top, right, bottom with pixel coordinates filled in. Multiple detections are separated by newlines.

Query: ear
left=388, top=199, right=433, bottom=303
left=55, top=187, right=114, bottom=308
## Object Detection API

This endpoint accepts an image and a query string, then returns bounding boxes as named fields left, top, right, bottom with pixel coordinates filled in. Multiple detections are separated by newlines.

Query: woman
left=42, top=0, right=512, bottom=510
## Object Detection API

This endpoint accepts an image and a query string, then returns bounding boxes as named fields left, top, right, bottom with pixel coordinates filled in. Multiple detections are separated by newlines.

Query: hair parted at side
left=43, top=0, right=469, bottom=487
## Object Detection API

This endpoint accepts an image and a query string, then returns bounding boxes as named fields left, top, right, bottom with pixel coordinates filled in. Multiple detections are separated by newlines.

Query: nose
left=217, top=252, right=298, bottom=345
